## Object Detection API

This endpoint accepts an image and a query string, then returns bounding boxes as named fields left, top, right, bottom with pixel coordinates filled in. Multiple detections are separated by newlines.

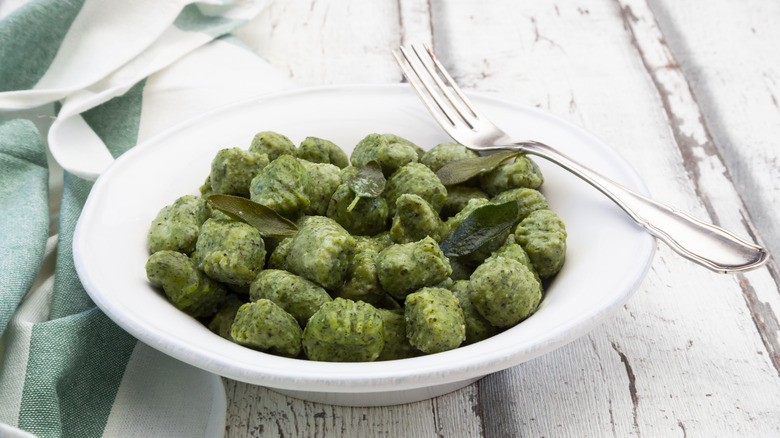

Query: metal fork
left=393, top=44, right=768, bottom=273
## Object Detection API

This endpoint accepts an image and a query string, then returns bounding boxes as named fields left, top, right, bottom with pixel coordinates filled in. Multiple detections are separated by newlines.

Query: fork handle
left=513, top=141, right=769, bottom=273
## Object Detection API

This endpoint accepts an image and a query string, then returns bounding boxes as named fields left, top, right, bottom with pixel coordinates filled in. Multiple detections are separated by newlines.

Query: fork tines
left=392, top=44, right=482, bottom=132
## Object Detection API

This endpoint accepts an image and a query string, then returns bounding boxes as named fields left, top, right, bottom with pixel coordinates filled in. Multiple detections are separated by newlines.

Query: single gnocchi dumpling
left=514, top=209, right=567, bottom=278
left=208, top=294, right=245, bottom=340
left=375, top=308, right=418, bottom=361
left=383, top=133, right=426, bottom=159
left=372, top=230, right=395, bottom=250
left=479, top=156, right=544, bottom=196
left=266, top=236, right=293, bottom=270
left=420, top=142, right=478, bottom=172
left=145, top=250, right=227, bottom=318
left=249, top=131, right=296, bottom=161
left=147, top=195, right=209, bottom=255
left=326, top=183, right=389, bottom=236
left=249, top=269, right=332, bottom=327
left=468, top=256, right=541, bottom=328
left=285, top=216, right=356, bottom=290
left=390, top=193, right=445, bottom=243
left=383, top=162, right=447, bottom=216
left=440, top=186, right=489, bottom=219
left=195, top=218, right=266, bottom=286
left=376, top=236, right=452, bottom=300
left=404, top=287, right=466, bottom=354
left=300, top=160, right=342, bottom=216
left=447, top=280, right=499, bottom=345
left=302, top=298, right=385, bottom=362
left=488, top=241, right=542, bottom=287
left=230, top=300, right=302, bottom=357
left=249, top=154, right=310, bottom=219
left=441, top=197, right=490, bottom=237
left=209, top=147, right=269, bottom=197
left=351, top=133, right=419, bottom=176
left=490, top=187, right=549, bottom=222
left=448, top=258, right=474, bottom=282
left=333, top=236, right=386, bottom=305
left=297, top=136, right=349, bottom=168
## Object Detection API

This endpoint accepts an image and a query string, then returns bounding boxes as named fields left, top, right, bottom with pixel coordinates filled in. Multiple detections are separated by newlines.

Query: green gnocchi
left=145, top=131, right=567, bottom=362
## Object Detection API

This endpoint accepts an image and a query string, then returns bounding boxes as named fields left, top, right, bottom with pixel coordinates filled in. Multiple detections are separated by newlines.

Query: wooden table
left=223, top=0, right=780, bottom=436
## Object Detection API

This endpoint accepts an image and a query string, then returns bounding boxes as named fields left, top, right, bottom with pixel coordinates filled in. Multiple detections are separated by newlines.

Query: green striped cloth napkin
left=0, top=1, right=291, bottom=436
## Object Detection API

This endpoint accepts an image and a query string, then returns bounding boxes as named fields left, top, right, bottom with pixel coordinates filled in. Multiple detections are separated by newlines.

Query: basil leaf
left=439, top=201, right=519, bottom=258
left=347, top=160, right=386, bottom=212
left=207, top=194, right=298, bottom=237
left=435, top=150, right=520, bottom=186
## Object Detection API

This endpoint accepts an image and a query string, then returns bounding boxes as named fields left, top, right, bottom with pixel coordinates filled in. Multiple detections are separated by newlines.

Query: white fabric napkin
left=0, top=1, right=292, bottom=436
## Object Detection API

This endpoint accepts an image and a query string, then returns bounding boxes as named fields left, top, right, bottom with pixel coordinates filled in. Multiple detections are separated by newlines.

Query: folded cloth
left=0, top=1, right=292, bottom=437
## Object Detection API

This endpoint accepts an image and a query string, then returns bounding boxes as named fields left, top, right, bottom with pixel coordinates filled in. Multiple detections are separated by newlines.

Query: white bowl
left=74, top=84, right=655, bottom=406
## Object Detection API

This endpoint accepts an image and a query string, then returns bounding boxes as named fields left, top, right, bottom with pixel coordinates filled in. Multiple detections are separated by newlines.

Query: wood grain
left=225, top=0, right=780, bottom=436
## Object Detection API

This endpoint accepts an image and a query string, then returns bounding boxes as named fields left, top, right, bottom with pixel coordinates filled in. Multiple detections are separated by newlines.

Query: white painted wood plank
left=223, top=0, right=780, bottom=436
left=398, top=0, right=433, bottom=47
left=224, top=379, right=459, bottom=438
left=650, top=0, right=780, bottom=263
left=223, top=378, right=483, bottom=437
left=619, top=0, right=780, bottom=392
left=234, top=0, right=403, bottom=86
left=431, top=384, right=484, bottom=438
